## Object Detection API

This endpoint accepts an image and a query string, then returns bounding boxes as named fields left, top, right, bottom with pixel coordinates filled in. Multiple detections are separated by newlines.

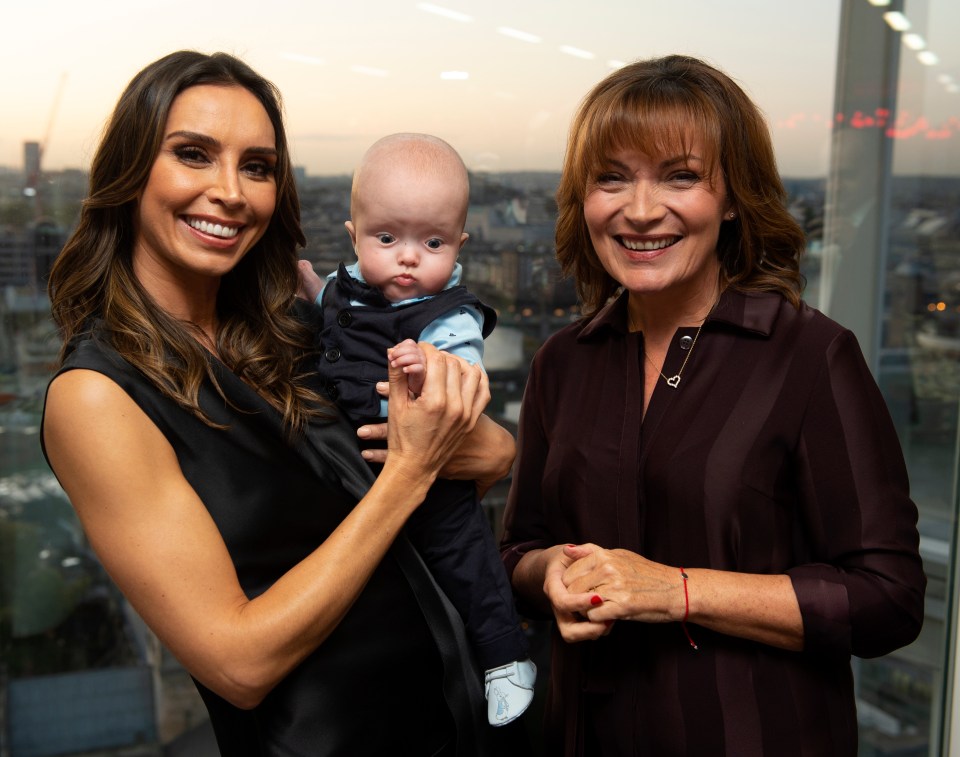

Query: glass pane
left=11, top=1, right=925, bottom=754
left=817, top=1, right=960, bottom=754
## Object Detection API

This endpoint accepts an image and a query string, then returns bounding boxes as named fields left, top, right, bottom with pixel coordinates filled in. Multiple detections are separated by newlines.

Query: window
left=3, top=1, right=957, bottom=753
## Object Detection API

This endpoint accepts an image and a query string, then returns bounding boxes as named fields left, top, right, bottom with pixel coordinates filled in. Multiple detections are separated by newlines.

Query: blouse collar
left=577, top=287, right=785, bottom=342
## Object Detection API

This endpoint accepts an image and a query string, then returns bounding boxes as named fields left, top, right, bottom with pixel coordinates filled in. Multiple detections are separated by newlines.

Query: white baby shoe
left=484, top=658, right=537, bottom=726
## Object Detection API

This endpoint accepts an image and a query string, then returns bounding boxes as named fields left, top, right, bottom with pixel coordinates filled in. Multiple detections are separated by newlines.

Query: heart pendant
left=666, top=375, right=681, bottom=388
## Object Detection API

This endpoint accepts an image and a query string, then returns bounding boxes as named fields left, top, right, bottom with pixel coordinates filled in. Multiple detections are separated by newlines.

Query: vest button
left=337, top=310, right=353, bottom=327
left=324, top=348, right=341, bottom=362
left=679, top=335, right=694, bottom=350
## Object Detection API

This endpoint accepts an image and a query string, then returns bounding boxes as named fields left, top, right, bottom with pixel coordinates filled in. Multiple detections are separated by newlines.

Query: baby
left=298, top=133, right=536, bottom=727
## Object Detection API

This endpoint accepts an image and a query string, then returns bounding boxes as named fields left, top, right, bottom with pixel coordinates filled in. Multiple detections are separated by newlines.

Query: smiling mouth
left=186, top=217, right=241, bottom=239
left=619, top=236, right=680, bottom=251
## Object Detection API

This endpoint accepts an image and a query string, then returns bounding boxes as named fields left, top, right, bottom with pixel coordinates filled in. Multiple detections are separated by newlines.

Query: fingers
left=386, top=344, right=414, bottom=406
left=560, top=543, right=606, bottom=593
left=296, top=260, right=324, bottom=302
left=563, top=542, right=598, bottom=562
left=554, top=609, right=612, bottom=643
left=357, top=419, right=387, bottom=442
left=543, top=547, right=614, bottom=642
left=549, top=584, right=616, bottom=642
left=388, top=340, right=426, bottom=373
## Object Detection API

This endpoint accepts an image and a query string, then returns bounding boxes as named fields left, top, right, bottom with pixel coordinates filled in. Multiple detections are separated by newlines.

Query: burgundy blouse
left=501, top=288, right=925, bottom=756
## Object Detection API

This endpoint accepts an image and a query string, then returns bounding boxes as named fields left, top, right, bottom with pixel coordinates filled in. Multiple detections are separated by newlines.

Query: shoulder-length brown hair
left=556, top=54, right=806, bottom=314
left=47, top=50, right=328, bottom=430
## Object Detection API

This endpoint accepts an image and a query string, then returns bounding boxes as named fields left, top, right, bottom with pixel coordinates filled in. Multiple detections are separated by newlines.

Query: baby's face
left=349, top=169, right=467, bottom=302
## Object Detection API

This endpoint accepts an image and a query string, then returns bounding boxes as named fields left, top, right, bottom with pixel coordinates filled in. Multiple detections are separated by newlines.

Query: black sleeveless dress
left=42, top=326, right=495, bottom=756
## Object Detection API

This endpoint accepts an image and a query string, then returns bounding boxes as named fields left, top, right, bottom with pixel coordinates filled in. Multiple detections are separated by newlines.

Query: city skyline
left=3, top=0, right=958, bottom=179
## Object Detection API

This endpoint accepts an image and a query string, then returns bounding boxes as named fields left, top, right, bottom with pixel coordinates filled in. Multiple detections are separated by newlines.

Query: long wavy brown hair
left=47, top=50, right=329, bottom=431
left=556, top=54, right=806, bottom=314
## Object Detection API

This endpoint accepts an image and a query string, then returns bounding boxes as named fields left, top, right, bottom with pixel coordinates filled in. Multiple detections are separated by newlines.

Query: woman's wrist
left=377, top=455, right=438, bottom=509
left=439, top=414, right=515, bottom=484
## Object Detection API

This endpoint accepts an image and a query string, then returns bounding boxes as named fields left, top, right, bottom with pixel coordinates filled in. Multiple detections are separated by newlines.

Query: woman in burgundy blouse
left=500, top=55, right=925, bottom=756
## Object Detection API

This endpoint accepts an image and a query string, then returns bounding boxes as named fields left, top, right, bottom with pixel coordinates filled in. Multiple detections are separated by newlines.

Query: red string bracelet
left=679, top=568, right=699, bottom=650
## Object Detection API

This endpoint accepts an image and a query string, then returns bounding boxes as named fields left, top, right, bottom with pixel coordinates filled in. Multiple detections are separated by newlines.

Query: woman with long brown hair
left=43, top=50, right=514, bottom=755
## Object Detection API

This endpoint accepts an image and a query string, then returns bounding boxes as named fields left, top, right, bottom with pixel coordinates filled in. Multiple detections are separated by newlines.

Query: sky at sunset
left=1, top=0, right=957, bottom=178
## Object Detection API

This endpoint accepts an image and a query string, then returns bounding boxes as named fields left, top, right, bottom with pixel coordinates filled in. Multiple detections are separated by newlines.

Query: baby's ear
left=459, top=232, right=469, bottom=250
left=345, top=220, right=357, bottom=246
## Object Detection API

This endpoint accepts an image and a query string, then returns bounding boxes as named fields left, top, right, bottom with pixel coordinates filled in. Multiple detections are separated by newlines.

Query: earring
left=728, top=212, right=736, bottom=220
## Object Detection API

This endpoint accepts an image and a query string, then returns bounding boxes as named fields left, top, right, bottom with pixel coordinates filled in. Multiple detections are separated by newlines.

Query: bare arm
left=43, top=347, right=486, bottom=709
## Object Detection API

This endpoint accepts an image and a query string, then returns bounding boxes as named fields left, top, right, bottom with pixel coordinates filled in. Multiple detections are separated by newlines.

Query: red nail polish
left=591, top=594, right=603, bottom=606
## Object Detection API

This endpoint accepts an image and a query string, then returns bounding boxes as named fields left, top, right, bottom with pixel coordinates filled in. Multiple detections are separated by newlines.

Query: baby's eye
left=377, top=233, right=395, bottom=244
left=425, top=238, right=443, bottom=250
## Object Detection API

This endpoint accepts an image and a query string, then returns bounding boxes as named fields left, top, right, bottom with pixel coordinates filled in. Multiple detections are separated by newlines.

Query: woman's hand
left=561, top=543, right=805, bottom=651
left=358, top=413, right=514, bottom=487
left=512, top=545, right=614, bottom=643
left=378, top=342, right=488, bottom=499
left=560, top=543, right=681, bottom=625
left=357, top=346, right=514, bottom=494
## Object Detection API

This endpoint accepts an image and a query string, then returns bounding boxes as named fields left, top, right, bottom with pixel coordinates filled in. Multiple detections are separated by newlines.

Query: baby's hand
left=387, top=339, right=427, bottom=396
left=296, top=260, right=325, bottom=302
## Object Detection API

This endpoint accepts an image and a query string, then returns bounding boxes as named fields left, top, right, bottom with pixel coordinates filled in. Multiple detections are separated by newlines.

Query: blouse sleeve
left=787, top=329, right=926, bottom=658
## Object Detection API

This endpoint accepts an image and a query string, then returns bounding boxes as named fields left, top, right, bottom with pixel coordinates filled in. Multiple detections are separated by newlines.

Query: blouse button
left=337, top=310, right=353, bottom=327
left=324, top=347, right=341, bottom=362
left=679, top=335, right=694, bottom=350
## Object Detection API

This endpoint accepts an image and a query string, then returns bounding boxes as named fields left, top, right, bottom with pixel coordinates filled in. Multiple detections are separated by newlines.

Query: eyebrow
left=164, top=130, right=278, bottom=157
left=602, top=154, right=704, bottom=173
left=660, top=154, right=703, bottom=168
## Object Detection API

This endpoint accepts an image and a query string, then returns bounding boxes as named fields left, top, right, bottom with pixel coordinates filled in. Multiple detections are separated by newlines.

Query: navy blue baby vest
left=318, top=263, right=496, bottom=421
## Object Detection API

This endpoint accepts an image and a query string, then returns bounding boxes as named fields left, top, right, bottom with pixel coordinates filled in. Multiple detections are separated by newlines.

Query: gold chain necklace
left=633, top=293, right=720, bottom=390
left=644, top=321, right=705, bottom=389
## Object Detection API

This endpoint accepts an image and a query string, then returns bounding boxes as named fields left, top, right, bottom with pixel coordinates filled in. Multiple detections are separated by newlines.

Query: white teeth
left=188, top=218, right=239, bottom=239
left=622, top=237, right=677, bottom=251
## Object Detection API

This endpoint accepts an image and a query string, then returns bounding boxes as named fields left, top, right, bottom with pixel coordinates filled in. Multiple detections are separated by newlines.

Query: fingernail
left=376, top=382, right=388, bottom=390
left=356, top=426, right=370, bottom=438
left=591, top=595, right=603, bottom=606
left=566, top=544, right=576, bottom=548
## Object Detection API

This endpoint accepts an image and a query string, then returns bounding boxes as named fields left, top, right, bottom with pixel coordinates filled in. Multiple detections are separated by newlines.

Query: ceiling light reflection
left=281, top=52, right=325, bottom=66
left=902, top=33, right=926, bottom=50
left=560, top=45, right=595, bottom=60
left=497, top=27, right=542, bottom=43
left=416, top=3, right=474, bottom=23
left=867, top=0, right=891, bottom=5
left=917, top=51, right=939, bottom=66
left=607, top=59, right=627, bottom=69
left=882, top=11, right=911, bottom=31
left=350, top=65, right=389, bottom=77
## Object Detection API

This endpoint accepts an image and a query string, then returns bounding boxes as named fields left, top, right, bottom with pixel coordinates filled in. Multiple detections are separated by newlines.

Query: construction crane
left=27, top=72, right=68, bottom=221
